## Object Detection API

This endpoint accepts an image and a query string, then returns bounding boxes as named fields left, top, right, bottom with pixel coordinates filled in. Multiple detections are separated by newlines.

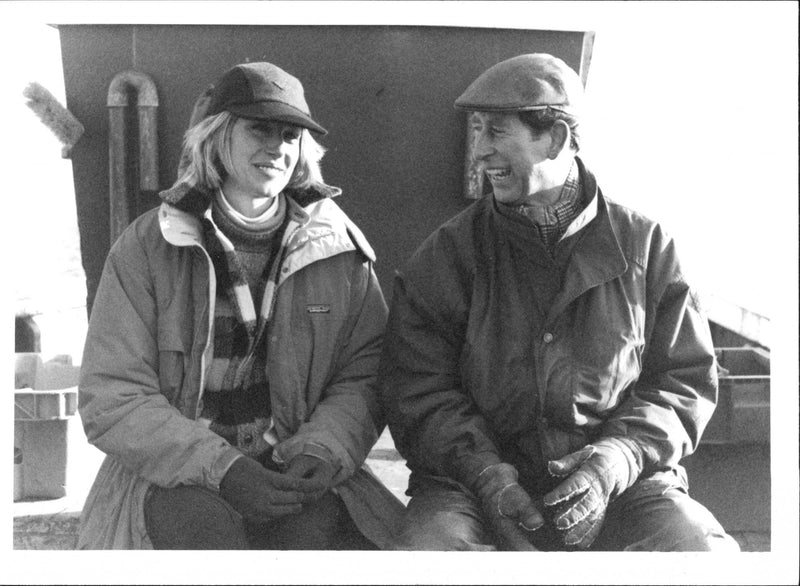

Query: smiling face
left=221, top=117, right=301, bottom=213
left=469, top=111, right=559, bottom=206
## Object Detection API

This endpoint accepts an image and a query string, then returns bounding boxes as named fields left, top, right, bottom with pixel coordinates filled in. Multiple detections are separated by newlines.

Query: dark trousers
left=144, top=485, right=377, bottom=550
left=392, top=471, right=741, bottom=551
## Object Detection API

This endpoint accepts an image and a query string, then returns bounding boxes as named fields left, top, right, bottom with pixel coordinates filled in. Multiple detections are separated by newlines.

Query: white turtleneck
left=216, top=189, right=281, bottom=230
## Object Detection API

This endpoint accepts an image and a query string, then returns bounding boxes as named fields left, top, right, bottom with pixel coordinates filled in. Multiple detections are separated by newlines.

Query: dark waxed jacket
left=379, top=157, right=718, bottom=494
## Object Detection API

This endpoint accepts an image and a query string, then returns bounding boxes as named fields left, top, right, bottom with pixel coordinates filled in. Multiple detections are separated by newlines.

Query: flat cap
left=455, top=53, right=583, bottom=116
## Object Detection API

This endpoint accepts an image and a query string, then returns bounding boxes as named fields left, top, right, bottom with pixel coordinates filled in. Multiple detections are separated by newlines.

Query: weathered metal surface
left=107, top=70, right=159, bottom=243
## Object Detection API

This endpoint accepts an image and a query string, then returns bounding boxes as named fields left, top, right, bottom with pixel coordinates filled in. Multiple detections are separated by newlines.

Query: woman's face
left=222, top=117, right=301, bottom=203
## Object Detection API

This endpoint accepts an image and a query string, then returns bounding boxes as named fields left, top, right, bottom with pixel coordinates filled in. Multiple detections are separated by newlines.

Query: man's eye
left=471, top=125, right=503, bottom=137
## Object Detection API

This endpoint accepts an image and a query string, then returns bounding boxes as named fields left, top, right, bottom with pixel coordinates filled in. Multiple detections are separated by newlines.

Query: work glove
left=543, top=436, right=643, bottom=549
left=471, top=463, right=545, bottom=551
left=285, top=454, right=336, bottom=498
left=219, top=456, right=327, bottom=523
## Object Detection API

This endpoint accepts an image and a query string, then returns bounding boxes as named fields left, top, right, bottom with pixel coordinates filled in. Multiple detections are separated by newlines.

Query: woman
left=77, top=62, right=403, bottom=549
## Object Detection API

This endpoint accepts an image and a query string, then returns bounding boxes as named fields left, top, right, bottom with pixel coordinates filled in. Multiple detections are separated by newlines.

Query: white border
left=1, top=2, right=797, bottom=584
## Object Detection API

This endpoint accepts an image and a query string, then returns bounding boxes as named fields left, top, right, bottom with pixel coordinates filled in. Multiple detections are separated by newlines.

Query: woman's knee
left=246, top=491, right=375, bottom=550
left=145, top=485, right=248, bottom=549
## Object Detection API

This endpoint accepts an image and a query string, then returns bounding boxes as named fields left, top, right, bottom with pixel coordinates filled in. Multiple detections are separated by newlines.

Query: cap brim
left=454, top=100, right=578, bottom=116
left=227, top=101, right=327, bottom=135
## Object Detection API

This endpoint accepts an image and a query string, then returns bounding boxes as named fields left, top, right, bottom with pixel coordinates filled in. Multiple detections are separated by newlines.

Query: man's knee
left=600, top=478, right=740, bottom=552
left=393, top=509, right=495, bottom=551
left=653, top=493, right=740, bottom=552
left=391, top=484, right=495, bottom=551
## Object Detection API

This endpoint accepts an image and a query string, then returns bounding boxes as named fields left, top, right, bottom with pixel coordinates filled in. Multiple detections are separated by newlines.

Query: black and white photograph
left=3, top=1, right=797, bottom=584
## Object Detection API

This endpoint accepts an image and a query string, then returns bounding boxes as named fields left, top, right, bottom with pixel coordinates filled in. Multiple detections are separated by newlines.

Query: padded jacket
left=77, top=184, right=403, bottom=548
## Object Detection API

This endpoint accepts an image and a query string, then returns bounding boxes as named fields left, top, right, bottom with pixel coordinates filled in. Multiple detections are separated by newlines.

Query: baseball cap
left=207, top=62, right=327, bottom=135
left=455, top=53, right=583, bottom=116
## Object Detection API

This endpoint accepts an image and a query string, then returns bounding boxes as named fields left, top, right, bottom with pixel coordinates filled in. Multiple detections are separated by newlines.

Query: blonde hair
left=176, top=111, right=328, bottom=191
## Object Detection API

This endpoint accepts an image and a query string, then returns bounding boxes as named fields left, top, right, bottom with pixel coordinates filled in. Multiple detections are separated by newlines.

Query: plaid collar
left=513, top=159, right=581, bottom=224
left=509, top=159, right=585, bottom=248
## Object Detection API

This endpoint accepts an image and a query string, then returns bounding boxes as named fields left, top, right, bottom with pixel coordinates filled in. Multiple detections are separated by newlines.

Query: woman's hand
left=285, top=454, right=336, bottom=495
left=219, top=456, right=326, bottom=523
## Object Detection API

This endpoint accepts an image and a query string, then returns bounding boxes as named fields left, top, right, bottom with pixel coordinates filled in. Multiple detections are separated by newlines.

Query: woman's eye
left=283, top=129, right=301, bottom=142
left=250, top=123, right=271, bottom=135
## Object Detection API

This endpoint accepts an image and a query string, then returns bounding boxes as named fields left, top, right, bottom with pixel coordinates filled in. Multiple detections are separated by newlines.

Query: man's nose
left=472, top=131, right=494, bottom=160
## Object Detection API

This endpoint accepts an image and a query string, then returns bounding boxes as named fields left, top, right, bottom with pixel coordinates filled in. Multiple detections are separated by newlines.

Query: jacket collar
left=487, top=157, right=628, bottom=315
left=156, top=181, right=375, bottom=262
left=159, top=180, right=342, bottom=213
left=547, top=157, right=629, bottom=316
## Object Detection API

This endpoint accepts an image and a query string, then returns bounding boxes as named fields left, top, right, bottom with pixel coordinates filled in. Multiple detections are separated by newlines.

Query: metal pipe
left=107, top=70, right=159, bottom=243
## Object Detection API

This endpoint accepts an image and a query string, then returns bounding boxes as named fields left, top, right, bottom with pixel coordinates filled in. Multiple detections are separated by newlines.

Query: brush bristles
left=23, top=82, right=85, bottom=156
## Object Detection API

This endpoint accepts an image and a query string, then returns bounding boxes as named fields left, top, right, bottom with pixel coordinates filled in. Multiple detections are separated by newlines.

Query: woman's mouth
left=254, top=163, right=283, bottom=174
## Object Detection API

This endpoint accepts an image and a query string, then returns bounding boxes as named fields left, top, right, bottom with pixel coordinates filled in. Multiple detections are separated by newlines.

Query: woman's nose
left=259, top=130, right=285, bottom=152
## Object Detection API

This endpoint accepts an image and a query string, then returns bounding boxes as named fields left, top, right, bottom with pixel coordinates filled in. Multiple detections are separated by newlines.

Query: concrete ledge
left=14, top=512, right=80, bottom=550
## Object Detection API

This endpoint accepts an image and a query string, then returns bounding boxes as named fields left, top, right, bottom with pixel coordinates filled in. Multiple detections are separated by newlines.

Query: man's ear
left=548, top=120, right=571, bottom=159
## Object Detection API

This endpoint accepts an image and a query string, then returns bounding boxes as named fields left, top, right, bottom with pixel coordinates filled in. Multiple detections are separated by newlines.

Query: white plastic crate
left=14, top=353, right=82, bottom=501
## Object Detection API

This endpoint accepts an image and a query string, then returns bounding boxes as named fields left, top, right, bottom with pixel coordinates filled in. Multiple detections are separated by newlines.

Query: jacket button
left=542, top=332, right=554, bottom=343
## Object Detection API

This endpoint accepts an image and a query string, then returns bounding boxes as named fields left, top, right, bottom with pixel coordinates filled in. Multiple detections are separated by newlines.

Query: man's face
left=469, top=111, right=553, bottom=205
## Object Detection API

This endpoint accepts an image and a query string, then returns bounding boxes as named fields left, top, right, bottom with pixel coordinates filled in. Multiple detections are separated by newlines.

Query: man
left=379, top=53, right=739, bottom=551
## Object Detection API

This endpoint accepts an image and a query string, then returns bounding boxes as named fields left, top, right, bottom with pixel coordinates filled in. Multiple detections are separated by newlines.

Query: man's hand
left=543, top=437, right=643, bottom=549
left=285, top=454, right=336, bottom=497
left=472, top=463, right=544, bottom=551
left=219, top=456, right=327, bottom=523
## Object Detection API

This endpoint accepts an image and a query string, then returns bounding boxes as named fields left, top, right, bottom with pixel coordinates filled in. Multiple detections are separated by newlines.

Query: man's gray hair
left=518, top=108, right=581, bottom=153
